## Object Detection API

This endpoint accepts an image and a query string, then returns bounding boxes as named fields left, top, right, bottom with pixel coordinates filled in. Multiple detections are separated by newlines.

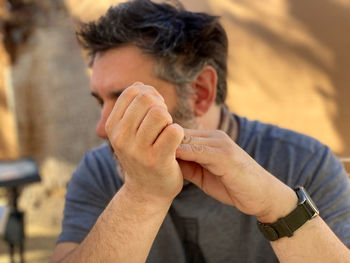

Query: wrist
left=256, top=181, right=298, bottom=223
left=121, top=183, right=174, bottom=211
left=257, top=186, right=320, bottom=241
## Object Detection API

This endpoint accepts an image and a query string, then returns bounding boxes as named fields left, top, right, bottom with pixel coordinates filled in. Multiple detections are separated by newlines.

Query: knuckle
left=149, top=107, right=171, bottom=122
left=110, top=126, right=128, bottom=151
left=142, top=84, right=157, bottom=94
left=223, top=145, right=235, bottom=156
left=182, top=135, right=192, bottom=144
left=190, top=144, right=204, bottom=153
left=216, top=130, right=232, bottom=142
left=165, top=123, right=183, bottom=139
left=217, top=130, right=227, bottom=137
left=105, top=117, right=118, bottom=139
left=111, top=133, right=124, bottom=150
left=136, top=92, right=154, bottom=105
left=124, top=86, right=140, bottom=97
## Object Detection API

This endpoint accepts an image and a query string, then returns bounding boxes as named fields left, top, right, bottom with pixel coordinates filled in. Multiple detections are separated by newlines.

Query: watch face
left=297, top=186, right=319, bottom=218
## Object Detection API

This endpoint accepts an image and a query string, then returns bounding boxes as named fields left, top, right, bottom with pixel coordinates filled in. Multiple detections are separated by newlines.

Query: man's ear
left=190, top=65, right=218, bottom=117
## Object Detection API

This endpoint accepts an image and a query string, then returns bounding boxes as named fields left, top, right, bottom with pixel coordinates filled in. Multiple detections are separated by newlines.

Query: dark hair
left=77, top=0, right=228, bottom=104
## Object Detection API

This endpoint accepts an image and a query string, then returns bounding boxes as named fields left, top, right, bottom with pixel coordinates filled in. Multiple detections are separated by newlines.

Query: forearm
left=53, top=84, right=184, bottom=263
left=59, top=185, right=171, bottom=263
left=271, top=216, right=350, bottom=263
left=259, top=179, right=350, bottom=263
left=176, top=128, right=350, bottom=262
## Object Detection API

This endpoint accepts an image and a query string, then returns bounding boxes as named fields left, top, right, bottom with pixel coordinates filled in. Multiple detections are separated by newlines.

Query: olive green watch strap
left=257, top=186, right=319, bottom=241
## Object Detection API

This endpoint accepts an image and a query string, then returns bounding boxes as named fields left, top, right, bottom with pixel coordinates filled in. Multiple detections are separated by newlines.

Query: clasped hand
left=105, top=83, right=184, bottom=204
left=107, top=83, right=277, bottom=218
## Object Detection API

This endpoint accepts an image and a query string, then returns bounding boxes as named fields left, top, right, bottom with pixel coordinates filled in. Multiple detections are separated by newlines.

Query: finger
left=181, top=134, right=216, bottom=146
left=183, top=128, right=230, bottom=139
left=177, top=160, right=204, bottom=186
left=136, top=106, right=173, bottom=147
left=107, top=84, right=165, bottom=130
left=106, top=86, right=139, bottom=134
left=121, top=92, right=167, bottom=134
left=176, top=143, right=214, bottom=166
left=131, top=82, right=165, bottom=102
left=183, top=128, right=214, bottom=138
left=154, top=123, right=184, bottom=156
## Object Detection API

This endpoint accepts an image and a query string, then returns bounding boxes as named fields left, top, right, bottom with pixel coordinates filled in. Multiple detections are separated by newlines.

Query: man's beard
left=171, top=92, right=197, bottom=130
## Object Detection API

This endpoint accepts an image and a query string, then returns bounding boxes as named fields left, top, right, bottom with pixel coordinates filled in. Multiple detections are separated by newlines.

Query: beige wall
left=219, top=0, right=350, bottom=157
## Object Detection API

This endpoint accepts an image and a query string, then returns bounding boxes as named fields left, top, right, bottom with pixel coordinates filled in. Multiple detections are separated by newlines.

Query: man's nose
left=96, top=108, right=109, bottom=139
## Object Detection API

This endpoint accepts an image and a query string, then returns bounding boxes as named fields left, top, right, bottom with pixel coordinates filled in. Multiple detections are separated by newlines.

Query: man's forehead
left=89, top=46, right=175, bottom=101
left=92, top=47, right=158, bottom=78
left=94, top=46, right=153, bottom=63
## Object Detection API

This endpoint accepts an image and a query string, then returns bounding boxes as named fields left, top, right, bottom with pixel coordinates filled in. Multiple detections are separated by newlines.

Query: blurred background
left=0, top=0, right=349, bottom=262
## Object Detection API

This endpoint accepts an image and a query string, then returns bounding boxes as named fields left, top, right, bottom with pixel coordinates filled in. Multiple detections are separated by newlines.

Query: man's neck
left=196, top=104, right=239, bottom=142
left=196, top=104, right=221, bottom=130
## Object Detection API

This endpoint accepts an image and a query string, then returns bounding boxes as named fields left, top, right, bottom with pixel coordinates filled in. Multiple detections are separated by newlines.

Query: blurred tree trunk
left=0, top=0, right=19, bottom=160
left=0, top=0, right=101, bottom=228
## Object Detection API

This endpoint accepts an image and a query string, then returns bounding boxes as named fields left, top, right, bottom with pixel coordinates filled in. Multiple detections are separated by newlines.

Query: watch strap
left=257, top=187, right=319, bottom=241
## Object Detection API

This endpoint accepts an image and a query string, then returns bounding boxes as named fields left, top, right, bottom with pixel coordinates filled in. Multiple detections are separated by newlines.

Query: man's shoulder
left=68, top=143, right=121, bottom=196
left=234, top=114, right=340, bottom=184
left=236, top=114, right=324, bottom=155
left=59, top=144, right=119, bottom=244
left=83, top=143, right=114, bottom=162
left=76, top=142, right=117, bottom=178
left=235, top=113, right=347, bottom=185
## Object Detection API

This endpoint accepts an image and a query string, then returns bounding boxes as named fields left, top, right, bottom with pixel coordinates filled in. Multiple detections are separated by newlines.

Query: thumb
left=177, top=160, right=204, bottom=188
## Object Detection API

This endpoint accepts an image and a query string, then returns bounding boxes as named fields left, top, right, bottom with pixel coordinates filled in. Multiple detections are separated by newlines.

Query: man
left=51, top=0, right=350, bottom=262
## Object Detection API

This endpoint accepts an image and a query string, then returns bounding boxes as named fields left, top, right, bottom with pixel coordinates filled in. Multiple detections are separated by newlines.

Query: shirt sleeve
left=299, top=145, right=350, bottom=247
left=57, top=146, right=121, bottom=243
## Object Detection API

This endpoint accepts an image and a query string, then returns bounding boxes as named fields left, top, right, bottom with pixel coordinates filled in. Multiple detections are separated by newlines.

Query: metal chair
left=0, top=159, right=40, bottom=263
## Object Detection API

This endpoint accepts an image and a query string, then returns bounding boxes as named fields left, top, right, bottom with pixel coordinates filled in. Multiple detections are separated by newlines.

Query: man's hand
left=176, top=129, right=296, bottom=221
left=51, top=83, right=185, bottom=263
left=106, top=83, right=184, bottom=205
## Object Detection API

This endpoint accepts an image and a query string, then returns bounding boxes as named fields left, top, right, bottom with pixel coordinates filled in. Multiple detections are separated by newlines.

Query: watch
left=257, top=186, right=319, bottom=241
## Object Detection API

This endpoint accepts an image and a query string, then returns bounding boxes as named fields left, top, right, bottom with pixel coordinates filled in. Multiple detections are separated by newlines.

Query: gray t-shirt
left=58, top=113, right=350, bottom=262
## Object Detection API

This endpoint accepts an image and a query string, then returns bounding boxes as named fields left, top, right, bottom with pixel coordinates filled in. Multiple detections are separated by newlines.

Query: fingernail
left=182, top=135, right=191, bottom=144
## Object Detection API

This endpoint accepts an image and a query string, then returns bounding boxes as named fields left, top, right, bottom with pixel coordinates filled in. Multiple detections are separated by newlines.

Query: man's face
left=90, top=45, right=196, bottom=141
